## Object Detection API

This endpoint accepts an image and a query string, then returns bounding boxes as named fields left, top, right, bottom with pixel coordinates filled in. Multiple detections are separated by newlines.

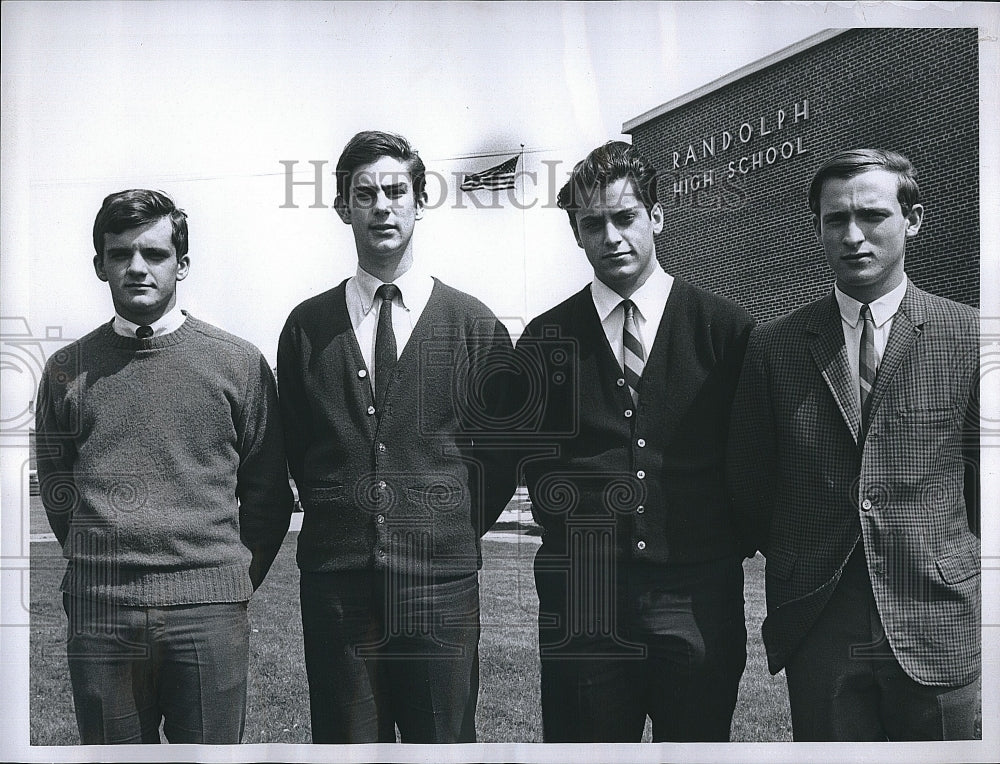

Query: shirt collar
left=113, top=305, right=187, bottom=337
left=591, top=266, right=673, bottom=321
left=834, top=275, right=908, bottom=329
left=354, top=264, right=433, bottom=316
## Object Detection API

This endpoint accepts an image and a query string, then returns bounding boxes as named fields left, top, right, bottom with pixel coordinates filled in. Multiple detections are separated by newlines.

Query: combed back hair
left=808, top=148, right=922, bottom=217
left=335, top=130, right=427, bottom=202
left=92, top=189, right=188, bottom=258
left=557, top=141, right=659, bottom=230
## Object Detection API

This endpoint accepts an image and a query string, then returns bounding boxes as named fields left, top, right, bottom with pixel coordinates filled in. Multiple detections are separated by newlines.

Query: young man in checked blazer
left=727, top=148, right=980, bottom=740
left=511, top=141, right=755, bottom=742
left=277, top=131, right=515, bottom=743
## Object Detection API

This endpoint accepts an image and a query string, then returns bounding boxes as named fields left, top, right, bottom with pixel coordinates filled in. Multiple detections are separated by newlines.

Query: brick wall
left=628, top=28, right=979, bottom=322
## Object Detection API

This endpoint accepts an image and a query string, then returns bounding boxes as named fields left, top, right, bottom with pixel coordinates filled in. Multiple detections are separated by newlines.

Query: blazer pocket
left=895, top=405, right=955, bottom=423
left=935, top=545, right=980, bottom=584
left=767, top=548, right=797, bottom=581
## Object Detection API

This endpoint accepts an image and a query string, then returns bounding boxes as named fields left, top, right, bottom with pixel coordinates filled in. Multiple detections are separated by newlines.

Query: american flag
left=460, top=155, right=519, bottom=191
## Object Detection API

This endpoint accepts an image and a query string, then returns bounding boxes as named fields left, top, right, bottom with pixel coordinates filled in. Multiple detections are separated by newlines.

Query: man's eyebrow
left=105, top=245, right=172, bottom=254
left=353, top=180, right=410, bottom=193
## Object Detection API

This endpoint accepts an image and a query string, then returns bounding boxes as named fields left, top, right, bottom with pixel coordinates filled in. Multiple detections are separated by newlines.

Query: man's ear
left=904, top=203, right=924, bottom=239
left=415, top=190, right=427, bottom=221
left=812, top=214, right=822, bottom=242
left=649, top=203, right=664, bottom=235
left=334, top=195, right=351, bottom=224
left=93, top=254, right=108, bottom=282
left=175, top=254, right=190, bottom=281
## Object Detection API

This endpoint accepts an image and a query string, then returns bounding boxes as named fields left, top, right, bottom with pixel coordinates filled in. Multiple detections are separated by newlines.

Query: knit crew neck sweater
left=35, top=315, right=294, bottom=605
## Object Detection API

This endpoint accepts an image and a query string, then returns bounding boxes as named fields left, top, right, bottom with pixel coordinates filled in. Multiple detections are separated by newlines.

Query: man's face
left=93, top=216, right=189, bottom=325
left=336, top=155, right=425, bottom=269
left=573, top=176, right=663, bottom=298
left=814, top=168, right=923, bottom=303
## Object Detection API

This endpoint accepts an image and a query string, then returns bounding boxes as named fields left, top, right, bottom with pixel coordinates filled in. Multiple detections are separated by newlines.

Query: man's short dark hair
left=92, top=189, right=188, bottom=258
left=335, top=130, right=427, bottom=202
left=808, top=148, right=922, bottom=217
left=556, top=141, right=659, bottom=231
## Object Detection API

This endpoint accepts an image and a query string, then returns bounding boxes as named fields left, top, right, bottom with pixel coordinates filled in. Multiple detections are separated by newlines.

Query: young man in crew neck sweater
left=277, top=131, right=516, bottom=743
left=34, top=189, right=294, bottom=744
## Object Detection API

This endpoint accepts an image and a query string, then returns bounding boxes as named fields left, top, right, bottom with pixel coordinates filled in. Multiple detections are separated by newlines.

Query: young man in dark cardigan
left=511, top=141, right=754, bottom=742
left=277, top=131, right=516, bottom=743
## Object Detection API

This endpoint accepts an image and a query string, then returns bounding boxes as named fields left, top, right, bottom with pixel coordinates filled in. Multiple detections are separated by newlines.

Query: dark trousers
left=63, top=595, right=249, bottom=744
left=534, top=547, right=747, bottom=742
left=785, top=547, right=980, bottom=741
left=300, top=570, right=480, bottom=743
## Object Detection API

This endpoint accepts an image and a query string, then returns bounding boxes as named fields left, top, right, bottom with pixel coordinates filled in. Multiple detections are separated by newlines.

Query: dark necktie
left=621, top=299, right=645, bottom=404
left=859, top=303, right=877, bottom=430
left=135, top=325, right=154, bottom=339
left=374, top=284, right=399, bottom=412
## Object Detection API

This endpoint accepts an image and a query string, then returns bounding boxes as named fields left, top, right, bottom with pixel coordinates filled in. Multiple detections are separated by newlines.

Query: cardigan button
left=377, top=480, right=387, bottom=491
left=376, top=514, right=385, bottom=524
left=377, top=442, right=387, bottom=453
left=367, top=405, right=376, bottom=415
left=861, top=498, right=872, bottom=511
left=624, top=409, right=633, bottom=418
left=636, top=470, right=645, bottom=479
left=636, top=505, right=645, bottom=514
left=358, top=369, right=367, bottom=378
left=636, top=540, right=646, bottom=551
left=637, top=438, right=645, bottom=447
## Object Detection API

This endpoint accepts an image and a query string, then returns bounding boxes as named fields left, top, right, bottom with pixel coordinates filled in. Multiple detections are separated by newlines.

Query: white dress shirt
left=591, top=267, right=674, bottom=372
left=112, top=305, right=187, bottom=337
left=346, top=265, right=435, bottom=394
left=834, top=274, right=908, bottom=414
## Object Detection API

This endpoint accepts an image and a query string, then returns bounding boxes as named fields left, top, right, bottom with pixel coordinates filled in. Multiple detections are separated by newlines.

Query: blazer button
left=624, top=409, right=633, bottom=418
left=358, top=369, right=368, bottom=378
left=367, top=405, right=376, bottom=415
left=616, top=378, right=625, bottom=387
left=636, top=540, right=646, bottom=550
left=861, top=498, right=873, bottom=511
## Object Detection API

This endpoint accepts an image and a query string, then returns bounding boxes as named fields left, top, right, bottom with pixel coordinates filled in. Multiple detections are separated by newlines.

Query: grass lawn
left=30, top=529, right=791, bottom=745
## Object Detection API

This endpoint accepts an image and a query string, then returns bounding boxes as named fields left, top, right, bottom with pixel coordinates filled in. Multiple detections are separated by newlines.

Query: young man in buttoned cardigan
left=510, top=141, right=754, bottom=742
left=277, top=131, right=515, bottom=743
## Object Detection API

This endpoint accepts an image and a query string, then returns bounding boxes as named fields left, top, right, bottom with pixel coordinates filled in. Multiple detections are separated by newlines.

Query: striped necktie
left=621, top=299, right=645, bottom=404
left=859, top=303, right=877, bottom=430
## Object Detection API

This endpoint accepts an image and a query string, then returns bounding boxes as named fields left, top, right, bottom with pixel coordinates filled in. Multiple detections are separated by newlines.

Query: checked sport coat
left=727, top=282, right=980, bottom=687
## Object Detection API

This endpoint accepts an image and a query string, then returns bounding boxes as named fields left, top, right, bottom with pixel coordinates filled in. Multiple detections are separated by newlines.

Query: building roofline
left=622, top=29, right=848, bottom=134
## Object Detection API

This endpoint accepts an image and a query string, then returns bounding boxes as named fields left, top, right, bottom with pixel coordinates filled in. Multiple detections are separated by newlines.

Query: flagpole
left=519, top=143, right=527, bottom=326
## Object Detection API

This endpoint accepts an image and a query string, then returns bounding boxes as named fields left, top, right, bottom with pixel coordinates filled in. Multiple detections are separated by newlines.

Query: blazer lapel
left=807, top=293, right=861, bottom=445
left=865, top=283, right=926, bottom=425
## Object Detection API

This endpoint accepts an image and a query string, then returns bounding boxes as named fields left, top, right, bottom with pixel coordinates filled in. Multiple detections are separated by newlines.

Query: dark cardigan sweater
left=515, top=279, right=754, bottom=566
left=278, top=278, right=515, bottom=578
